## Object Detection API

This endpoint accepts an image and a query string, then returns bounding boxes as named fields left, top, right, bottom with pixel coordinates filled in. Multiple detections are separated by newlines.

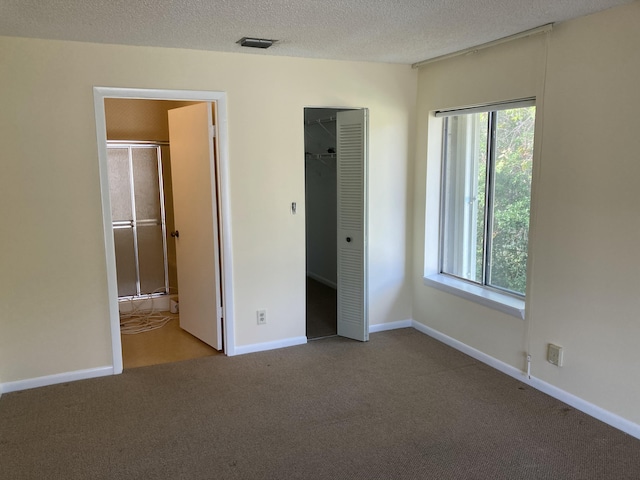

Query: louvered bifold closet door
left=336, top=109, right=368, bottom=342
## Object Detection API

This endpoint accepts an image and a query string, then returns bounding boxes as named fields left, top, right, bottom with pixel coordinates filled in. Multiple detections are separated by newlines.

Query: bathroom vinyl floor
left=121, top=314, right=219, bottom=369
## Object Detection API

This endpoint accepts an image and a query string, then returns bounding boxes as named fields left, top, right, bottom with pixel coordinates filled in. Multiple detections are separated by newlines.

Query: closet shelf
left=304, top=116, right=337, bottom=126
left=306, top=152, right=337, bottom=160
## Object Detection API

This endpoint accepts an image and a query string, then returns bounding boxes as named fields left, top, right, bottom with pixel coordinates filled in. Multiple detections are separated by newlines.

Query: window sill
left=423, top=274, right=525, bottom=320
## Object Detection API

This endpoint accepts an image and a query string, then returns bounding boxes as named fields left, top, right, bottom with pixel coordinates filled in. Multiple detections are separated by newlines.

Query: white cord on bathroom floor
left=119, top=288, right=177, bottom=335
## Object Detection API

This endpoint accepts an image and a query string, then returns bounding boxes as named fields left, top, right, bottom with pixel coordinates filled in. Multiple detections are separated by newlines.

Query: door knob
left=346, top=237, right=352, bottom=243
left=171, top=230, right=180, bottom=238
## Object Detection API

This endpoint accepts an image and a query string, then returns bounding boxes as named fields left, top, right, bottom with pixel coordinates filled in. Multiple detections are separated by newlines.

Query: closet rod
left=304, top=116, right=337, bottom=126
left=306, top=153, right=337, bottom=160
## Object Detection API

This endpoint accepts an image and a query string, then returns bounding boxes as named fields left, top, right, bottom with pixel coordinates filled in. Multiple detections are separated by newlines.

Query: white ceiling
left=0, top=0, right=634, bottom=64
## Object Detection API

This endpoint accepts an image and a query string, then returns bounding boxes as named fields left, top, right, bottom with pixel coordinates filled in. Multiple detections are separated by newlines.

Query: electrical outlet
left=547, top=343, right=563, bottom=367
left=257, top=309, right=267, bottom=325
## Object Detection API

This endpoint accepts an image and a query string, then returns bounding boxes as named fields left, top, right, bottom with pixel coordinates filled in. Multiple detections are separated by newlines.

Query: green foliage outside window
left=486, top=107, right=535, bottom=294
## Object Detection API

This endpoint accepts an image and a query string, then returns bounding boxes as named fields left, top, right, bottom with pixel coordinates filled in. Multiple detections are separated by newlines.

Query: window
left=438, top=100, right=535, bottom=297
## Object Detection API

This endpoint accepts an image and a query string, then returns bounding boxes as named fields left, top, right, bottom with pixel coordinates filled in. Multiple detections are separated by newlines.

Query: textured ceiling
left=0, top=0, right=634, bottom=64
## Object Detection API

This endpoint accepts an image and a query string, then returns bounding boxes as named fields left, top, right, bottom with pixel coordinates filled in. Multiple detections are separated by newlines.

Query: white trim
left=412, top=321, right=640, bottom=440
left=234, top=336, right=307, bottom=356
left=212, top=97, right=236, bottom=357
left=369, top=319, right=413, bottom=333
left=93, top=87, right=235, bottom=364
left=93, top=90, right=123, bottom=374
left=423, top=274, right=525, bottom=320
left=306, top=272, right=337, bottom=289
left=527, top=376, right=640, bottom=440
left=412, top=320, right=526, bottom=378
left=0, top=367, right=114, bottom=394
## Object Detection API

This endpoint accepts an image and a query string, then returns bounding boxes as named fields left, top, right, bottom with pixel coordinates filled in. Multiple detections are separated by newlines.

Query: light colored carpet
left=1, top=328, right=639, bottom=479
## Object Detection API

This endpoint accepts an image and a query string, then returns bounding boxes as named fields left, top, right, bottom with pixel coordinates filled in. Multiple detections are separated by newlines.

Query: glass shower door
left=107, top=144, right=169, bottom=298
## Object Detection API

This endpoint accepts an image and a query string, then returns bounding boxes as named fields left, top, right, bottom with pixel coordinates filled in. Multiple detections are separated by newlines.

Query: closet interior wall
left=304, top=108, right=345, bottom=288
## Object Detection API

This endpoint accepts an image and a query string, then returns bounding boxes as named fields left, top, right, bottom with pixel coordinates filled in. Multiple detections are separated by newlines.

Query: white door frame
left=93, top=87, right=236, bottom=375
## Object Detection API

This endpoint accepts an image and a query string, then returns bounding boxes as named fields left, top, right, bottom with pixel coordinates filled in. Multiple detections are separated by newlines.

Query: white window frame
left=423, top=99, right=535, bottom=320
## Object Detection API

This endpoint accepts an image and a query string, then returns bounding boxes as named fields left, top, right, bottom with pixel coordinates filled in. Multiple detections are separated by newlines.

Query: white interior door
left=336, top=109, right=368, bottom=341
left=168, top=103, right=223, bottom=350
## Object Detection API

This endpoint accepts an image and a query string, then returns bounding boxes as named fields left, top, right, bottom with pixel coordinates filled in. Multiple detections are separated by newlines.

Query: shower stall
left=107, top=142, right=170, bottom=299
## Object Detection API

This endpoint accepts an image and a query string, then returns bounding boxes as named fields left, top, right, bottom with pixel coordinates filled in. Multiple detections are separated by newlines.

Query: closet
left=304, top=108, right=348, bottom=338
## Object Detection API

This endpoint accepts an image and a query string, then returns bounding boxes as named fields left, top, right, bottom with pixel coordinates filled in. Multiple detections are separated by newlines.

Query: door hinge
left=209, top=125, right=216, bottom=138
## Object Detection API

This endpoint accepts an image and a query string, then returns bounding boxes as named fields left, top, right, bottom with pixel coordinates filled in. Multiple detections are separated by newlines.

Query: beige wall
left=413, top=2, right=640, bottom=425
left=414, top=32, right=547, bottom=371
left=0, top=37, right=416, bottom=384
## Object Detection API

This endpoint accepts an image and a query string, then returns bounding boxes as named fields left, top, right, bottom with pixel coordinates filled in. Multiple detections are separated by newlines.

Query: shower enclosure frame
left=107, top=141, right=170, bottom=300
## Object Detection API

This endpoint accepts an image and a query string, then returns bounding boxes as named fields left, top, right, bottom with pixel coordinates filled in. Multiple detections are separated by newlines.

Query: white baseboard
left=527, top=376, right=640, bottom=440
left=412, top=320, right=640, bottom=440
left=0, top=366, right=114, bottom=394
left=412, top=321, right=526, bottom=379
left=306, top=272, right=337, bottom=289
left=233, top=336, right=307, bottom=356
left=4, top=322, right=638, bottom=441
left=369, top=319, right=413, bottom=333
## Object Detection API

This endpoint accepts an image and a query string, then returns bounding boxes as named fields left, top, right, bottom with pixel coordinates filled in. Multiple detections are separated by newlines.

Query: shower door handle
left=171, top=230, right=180, bottom=238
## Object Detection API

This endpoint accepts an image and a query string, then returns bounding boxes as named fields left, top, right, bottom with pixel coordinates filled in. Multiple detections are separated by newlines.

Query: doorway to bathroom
left=94, top=88, right=234, bottom=373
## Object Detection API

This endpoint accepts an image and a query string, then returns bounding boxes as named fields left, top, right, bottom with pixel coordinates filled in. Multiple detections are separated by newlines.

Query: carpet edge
left=412, top=320, right=640, bottom=440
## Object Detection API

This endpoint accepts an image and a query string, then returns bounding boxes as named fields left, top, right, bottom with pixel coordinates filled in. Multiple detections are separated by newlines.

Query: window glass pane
left=441, top=113, right=488, bottom=283
left=488, top=107, right=535, bottom=294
